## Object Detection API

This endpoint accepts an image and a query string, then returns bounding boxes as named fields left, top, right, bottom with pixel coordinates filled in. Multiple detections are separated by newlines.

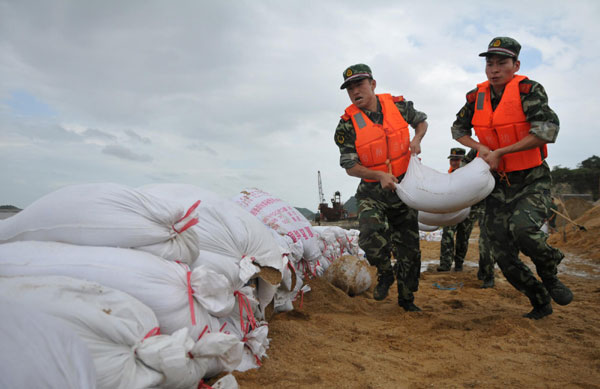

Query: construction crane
left=318, top=170, right=326, bottom=205
left=316, top=171, right=346, bottom=222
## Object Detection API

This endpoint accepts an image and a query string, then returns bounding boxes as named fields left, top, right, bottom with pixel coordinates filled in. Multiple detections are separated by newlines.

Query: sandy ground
left=229, top=208, right=600, bottom=389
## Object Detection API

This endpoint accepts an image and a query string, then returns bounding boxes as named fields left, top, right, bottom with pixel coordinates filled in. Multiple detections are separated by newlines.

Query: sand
left=227, top=207, right=600, bottom=388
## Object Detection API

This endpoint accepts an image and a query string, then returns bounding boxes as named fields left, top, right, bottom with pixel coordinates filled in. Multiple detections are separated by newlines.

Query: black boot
left=399, top=300, right=422, bottom=312
left=480, top=278, right=495, bottom=289
left=437, top=264, right=451, bottom=272
left=523, top=303, right=553, bottom=320
left=373, top=270, right=395, bottom=301
left=454, top=262, right=463, bottom=272
left=544, top=278, right=573, bottom=306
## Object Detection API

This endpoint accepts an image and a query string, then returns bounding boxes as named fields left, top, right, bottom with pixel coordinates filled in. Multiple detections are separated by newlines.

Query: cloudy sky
left=1, top=0, right=598, bottom=211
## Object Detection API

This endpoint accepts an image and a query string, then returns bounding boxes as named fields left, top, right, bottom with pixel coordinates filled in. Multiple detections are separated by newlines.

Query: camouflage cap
left=448, top=147, right=466, bottom=159
left=340, top=64, right=373, bottom=89
left=478, top=37, right=521, bottom=59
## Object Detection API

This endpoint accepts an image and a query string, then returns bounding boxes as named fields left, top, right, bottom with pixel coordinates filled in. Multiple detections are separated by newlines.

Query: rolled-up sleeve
left=334, top=119, right=360, bottom=169
left=523, top=82, right=560, bottom=143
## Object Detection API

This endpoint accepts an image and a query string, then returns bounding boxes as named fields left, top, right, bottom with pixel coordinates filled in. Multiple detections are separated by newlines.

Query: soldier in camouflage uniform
left=451, top=37, right=572, bottom=319
left=464, top=148, right=495, bottom=288
left=334, top=64, right=428, bottom=312
left=437, top=148, right=476, bottom=272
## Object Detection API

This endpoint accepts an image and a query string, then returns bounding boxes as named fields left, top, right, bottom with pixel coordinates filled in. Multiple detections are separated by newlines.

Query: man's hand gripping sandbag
left=396, top=155, right=494, bottom=213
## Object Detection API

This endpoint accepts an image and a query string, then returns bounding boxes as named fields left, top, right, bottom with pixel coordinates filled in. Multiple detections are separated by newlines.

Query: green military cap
left=478, top=37, right=521, bottom=58
left=340, top=64, right=373, bottom=89
left=448, top=147, right=466, bottom=159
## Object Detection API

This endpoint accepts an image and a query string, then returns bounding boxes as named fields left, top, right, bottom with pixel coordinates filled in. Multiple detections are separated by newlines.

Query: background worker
left=334, top=64, right=428, bottom=312
left=463, top=148, right=495, bottom=288
left=451, top=37, right=572, bottom=319
left=437, top=148, right=476, bottom=273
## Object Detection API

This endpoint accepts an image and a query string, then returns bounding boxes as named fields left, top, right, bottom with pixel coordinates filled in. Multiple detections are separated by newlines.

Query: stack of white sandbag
left=0, top=183, right=265, bottom=387
left=0, top=275, right=241, bottom=388
left=139, top=183, right=299, bottom=370
left=312, top=226, right=362, bottom=267
left=397, top=156, right=493, bottom=228
left=233, top=188, right=325, bottom=278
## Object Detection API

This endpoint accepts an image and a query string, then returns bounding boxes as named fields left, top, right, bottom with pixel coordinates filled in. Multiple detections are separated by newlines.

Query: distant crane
left=316, top=171, right=347, bottom=222
left=318, top=170, right=326, bottom=205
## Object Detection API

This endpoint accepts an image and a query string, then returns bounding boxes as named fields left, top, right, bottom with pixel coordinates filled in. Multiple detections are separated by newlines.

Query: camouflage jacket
left=450, top=78, right=560, bottom=143
left=334, top=95, right=428, bottom=170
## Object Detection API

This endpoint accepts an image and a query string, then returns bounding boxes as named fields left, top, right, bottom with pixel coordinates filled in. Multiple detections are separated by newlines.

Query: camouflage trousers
left=356, top=181, right=421, bottom=303
left=484, top=164, right=564, bottom=307
left=475, top=209, right=495, bottom=282
left=439, top=213, right=475, bottom=268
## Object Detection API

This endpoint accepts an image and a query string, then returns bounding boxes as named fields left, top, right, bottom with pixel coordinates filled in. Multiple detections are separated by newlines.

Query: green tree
left=551, top=155, right=600, bottom=200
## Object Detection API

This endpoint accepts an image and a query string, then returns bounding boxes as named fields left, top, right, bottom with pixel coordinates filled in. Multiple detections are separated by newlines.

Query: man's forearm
left=495, top=134, right=547, bottom=157
left=346, top=164, right=385, bottom=181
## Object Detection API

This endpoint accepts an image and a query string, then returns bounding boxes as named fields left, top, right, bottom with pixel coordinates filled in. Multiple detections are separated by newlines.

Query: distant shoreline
left=0, top=209, right=20, bottom=220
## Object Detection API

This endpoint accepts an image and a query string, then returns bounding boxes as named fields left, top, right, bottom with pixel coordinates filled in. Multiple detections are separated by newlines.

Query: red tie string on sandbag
left=241, top=254, right=257, bottom=262
left=295, top=289, right=305, bottom=309
left=176, top=261, right=197, bottom=326
left=197, top=380, right=213, bottom=389
left=134, top=327, right=162, bottom=356
left=337, top=238, right=345, bottom=255
left=197, top=325, right=209, bottom=341
left=233, top=290, right=257, bottom=343
left=172, top=200, right=201, bottom=234
left=143, top=327, right=161, bottom=339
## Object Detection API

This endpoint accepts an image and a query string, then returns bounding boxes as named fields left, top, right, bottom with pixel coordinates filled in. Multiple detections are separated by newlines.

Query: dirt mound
left=229, top=239, right=600, bottom=388
left=549, top=205, right=600, bottom=262
left=555, top=197, right=594, bottom=227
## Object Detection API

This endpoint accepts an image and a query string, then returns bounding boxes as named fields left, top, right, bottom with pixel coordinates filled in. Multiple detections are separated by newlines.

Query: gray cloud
left=124, top=129, right=151, bottom=144
left=81, top=128, right=117, bottom=141
left=101, top=144, right=153, bottom=162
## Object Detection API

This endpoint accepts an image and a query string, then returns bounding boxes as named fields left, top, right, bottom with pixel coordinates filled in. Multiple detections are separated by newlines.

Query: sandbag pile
left=0, top=182, right=373, bottom=387
left=0, top=182, right=300, bottom=388
left=312, top=225, right=363, bottom=267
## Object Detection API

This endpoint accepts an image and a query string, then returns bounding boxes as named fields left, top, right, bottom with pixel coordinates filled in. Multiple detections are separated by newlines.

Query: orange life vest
left=345, top=94, right=410, bottom=182
left=471, top=75, right=547, bottom=172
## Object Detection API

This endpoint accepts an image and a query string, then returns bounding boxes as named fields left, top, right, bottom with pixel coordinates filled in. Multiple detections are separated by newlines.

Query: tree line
left=551, top=155, right=600, bottom=201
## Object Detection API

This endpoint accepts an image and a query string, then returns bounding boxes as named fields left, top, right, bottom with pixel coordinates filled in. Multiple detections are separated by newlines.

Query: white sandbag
left=0, top=241, right=230, bottom=339
left=212, top=374, right=239, bottom=389
left=270, top=229, right=304, bottom=266
left=190, top=250, right=273, bottom=324
left=418, top=222, right=439, bottom=231
left=0, top=183, right=200, bottom=263
left=0, top=298, right=97, bottom=389
left=396, top=156, right=494, bottom=213
left=233, top=188, right=323, bottom=275
left=139, top=184, right=286, bottom=285
left=419, top=208, right=471, bottom=227
left=273, top=261, right=305, bottom=314
left=419, top=229, right=443, bottom=241
left=323, top=254, right=372, bottom=296
left=219, top=315, right=269, bottom=373
left=0, top=275, right=209, bottom=389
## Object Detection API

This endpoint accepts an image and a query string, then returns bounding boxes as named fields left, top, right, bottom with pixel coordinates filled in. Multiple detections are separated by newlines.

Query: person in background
left=463, top=148, right=495, bottom=288
left=451, top=37, right=572, bottom=319
left=334, top=64, right=428, bottom=312
left=437, top=148, right=476, bottom=273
